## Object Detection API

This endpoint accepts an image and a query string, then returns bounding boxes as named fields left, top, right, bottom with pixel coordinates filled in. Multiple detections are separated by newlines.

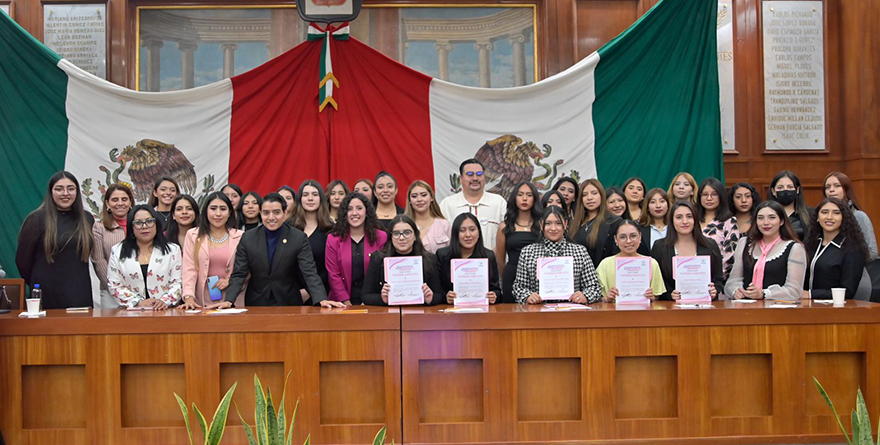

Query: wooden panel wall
left=3, top=0, right=879, bottom=227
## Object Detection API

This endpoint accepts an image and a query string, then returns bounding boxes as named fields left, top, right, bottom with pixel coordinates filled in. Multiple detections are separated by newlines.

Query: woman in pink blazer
left=179, top=192, right=246, bottom=309
left=326, top=192, right=387, bottom=305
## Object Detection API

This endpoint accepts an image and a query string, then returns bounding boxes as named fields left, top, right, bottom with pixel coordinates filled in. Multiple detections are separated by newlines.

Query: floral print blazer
left=107, top=242, right=183, bottom=308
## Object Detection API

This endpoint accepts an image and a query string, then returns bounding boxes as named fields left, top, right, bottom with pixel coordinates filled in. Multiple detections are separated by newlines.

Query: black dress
left=377, top=205, right=404, bottom=229
left=573, top=216, right=620, bottom=269
left=501, top=231, right=538, bottom=303
left=15, top=209, right=95, bottom=309
left=295, top=227, right=330, bottom=302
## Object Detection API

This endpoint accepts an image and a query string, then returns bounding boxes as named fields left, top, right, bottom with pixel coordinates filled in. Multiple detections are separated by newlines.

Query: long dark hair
left=551, top=176, right=580, bottom=208
left=638, top=188, right=669, bottom=227
left=823, top=172, right=862, bottom=211
left=240, top=191, right=263, bottom=225
left=37, top=171, right=93, bottom=263
left=696, top=177, right=732, bottom=223
left=293, top=180, right=333, bottom=231
left=449, top=213, right=492, bottom=259
left=221, top=183, right=244, bottom=226
left=149, top=176, right=180, bottom=208
left=540, top=190, right=568, bottom=216
left=196, top=192, right=237, bottom=238
left=570, top=179, right=607, bottom=247
left=325, top=180, right=350, bottom=210
left=166, top=194, right=199, bottom=246
left=663, top=201, right=715, bottom=249
left=120, top=205, right=172, bottom=259
left=502, top=181, right=542, bottom=237
left=331, top=193, right=382, bottom=244
left=741, top=200, right=800, bottom=270
left=540, top=206, right=571, bottom=242
left=728, top=182, right=761, bottom=216
left=381, top=214, right=434, bottom=276
left=769, top=171, right=810, bottom=228
left=605, top=187, right=629, bottom=219
left=622, top=176, right=647, bottom=207
left=805, top=197, right=869, bottom=261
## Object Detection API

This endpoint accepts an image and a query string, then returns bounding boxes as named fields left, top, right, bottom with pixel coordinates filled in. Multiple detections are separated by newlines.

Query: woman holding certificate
left=596, top=220, right=666, bottom=303
left=725, top=201, right=807, bottom=301
left=803, top=197, right=869, bottom=300
left=326, top=193, right=387, bottom=305
left=438, top=214, right=502, bottom=304
left=651, top=202, right=723, bottom=301
left=362, top=215, right=444, bottom=306
left=513, top=206, right=602, bottom=304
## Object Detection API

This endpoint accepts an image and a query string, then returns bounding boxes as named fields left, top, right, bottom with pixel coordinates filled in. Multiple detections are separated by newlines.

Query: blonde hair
left=570, top=178, right=607, bottom=248
left=667, top=172, right=698, bottom=205
left=404, top=180, right=445, bottom=220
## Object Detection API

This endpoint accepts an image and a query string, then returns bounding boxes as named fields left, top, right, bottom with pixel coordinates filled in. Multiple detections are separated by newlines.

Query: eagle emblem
left=449, top=134, right=578, bottom=199
left=115, top=139, right=198, bottom=202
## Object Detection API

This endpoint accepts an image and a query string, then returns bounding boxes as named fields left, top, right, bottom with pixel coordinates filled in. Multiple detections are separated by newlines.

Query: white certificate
left=384, top=256, right=424, bottom=305
left=615, top=257, right=651, bottom=304
left=674, top=255, right=712, bottom=302
left=538, top=257, right=574, bottom=301
left=451, top=258, right=489, bottom=307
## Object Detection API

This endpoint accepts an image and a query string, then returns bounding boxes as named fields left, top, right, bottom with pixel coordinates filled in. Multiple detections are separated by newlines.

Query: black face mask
left=774, top=190, right=797, bottom=206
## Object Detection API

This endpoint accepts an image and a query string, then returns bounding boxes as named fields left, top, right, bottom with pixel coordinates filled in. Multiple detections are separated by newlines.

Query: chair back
left=0, top=278, right=25, bottom=310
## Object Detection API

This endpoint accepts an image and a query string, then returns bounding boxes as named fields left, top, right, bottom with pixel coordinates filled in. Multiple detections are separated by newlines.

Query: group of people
left=14, top=160, right=877, bottom=310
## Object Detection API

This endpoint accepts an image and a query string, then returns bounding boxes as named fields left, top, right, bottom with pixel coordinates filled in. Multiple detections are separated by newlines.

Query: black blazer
left=226, top=224, right=328, bottom=306
left=574, top=216, right=620, bottom=268
left=805, top=234, right=866, bottom=300
left=435, top=246, right=503, bottom=303
left=637, top=224, right=653, bottom=256
left=650, top=240, right=724, bottom=301
left=361, top=251, right=445, bottom=306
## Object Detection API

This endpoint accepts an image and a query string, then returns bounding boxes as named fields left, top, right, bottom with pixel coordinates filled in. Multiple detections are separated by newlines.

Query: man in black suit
left=214, top=193, right=344, bottom=308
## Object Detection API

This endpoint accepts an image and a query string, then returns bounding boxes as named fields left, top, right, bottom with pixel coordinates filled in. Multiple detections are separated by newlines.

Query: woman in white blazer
left=108, top=205, right=182, bottom=309
left=179, top=192, right=246, bottom=309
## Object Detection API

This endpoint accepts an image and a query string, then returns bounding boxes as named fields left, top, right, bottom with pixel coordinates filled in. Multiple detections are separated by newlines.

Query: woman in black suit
left=803, top=197, right=869, bottom=300
left=651, top=201, right=723, bottom=301
left=437, top=213, right=502, bottom=304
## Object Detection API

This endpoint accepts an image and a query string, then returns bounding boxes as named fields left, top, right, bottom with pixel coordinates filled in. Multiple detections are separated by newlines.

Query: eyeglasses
left=53, top=186, right=77, bottom=195
left=132, top=218, right=157, bottom=228
left=464, top=171, right=484, bottom=177
left=391, top=229, right=414, bottom=240
left=701, top=192, right=719, bottom=198
left=616, top=233, right=640, bottom=242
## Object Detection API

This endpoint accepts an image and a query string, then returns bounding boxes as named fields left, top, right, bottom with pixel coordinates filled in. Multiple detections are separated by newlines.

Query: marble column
left=434, top=41, right=453, bottom=81
left=221, top=43, right=237, bottom=79
left=142, top=39, right=163, bottom=92
left=474, top=41, right=493, bottom=88
left=178, top=42, right=198, bottom=90
left=509, top=34, right=526, bottom=86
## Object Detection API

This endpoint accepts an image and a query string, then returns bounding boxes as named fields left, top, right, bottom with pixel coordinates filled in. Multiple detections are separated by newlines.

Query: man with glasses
left=439, top=158, right=506, bottom=250
left=219, top=193, right=344, bottom=308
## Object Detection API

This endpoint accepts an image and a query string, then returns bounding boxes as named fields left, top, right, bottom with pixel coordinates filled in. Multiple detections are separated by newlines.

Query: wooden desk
left=400, top=301, right=880, bottom=444
left=0, top=307, right=402, bottom=445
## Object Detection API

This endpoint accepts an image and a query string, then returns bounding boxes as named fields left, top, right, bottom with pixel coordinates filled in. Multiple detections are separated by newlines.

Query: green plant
left=813, top=377, right=878, bottom=445
left=174, top=382, right=238, bottom=445
left=236, top=372, right=311, bottom=445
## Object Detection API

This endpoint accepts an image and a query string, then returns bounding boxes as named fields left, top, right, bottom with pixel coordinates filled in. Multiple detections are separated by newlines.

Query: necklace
left=515, top=219, right=532, bottom=229
left=208, top=231, right=229, bottom=244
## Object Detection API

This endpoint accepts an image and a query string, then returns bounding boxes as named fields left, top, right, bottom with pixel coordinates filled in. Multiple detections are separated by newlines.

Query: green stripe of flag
left=0, top=12, right=70, bottom=278
left=593, top=0, right=722, bottom=189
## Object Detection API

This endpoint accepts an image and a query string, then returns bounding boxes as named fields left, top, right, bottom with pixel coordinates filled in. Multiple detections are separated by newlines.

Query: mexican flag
left=0, top=0, right=720, bottom=278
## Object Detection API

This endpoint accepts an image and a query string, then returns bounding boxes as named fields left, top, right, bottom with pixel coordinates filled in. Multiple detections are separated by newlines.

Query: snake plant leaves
left=813, top=377, right=855, bottom=445
left=235, top=402, right=259, bottom=445
left=194, top=404, right=208, bottom=445
left=174, top=393, right=194, bottom=445
left=255, top=374, right=268, bottom=445
left=266, top=388, right=280, bottom=445
left=287, top=399, right=300, bottom=445
left=372, top=426, right=387, bottom=445
left=855, top=389, right=873, bottom=445
left=205, top=382, right=237, bottom=445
